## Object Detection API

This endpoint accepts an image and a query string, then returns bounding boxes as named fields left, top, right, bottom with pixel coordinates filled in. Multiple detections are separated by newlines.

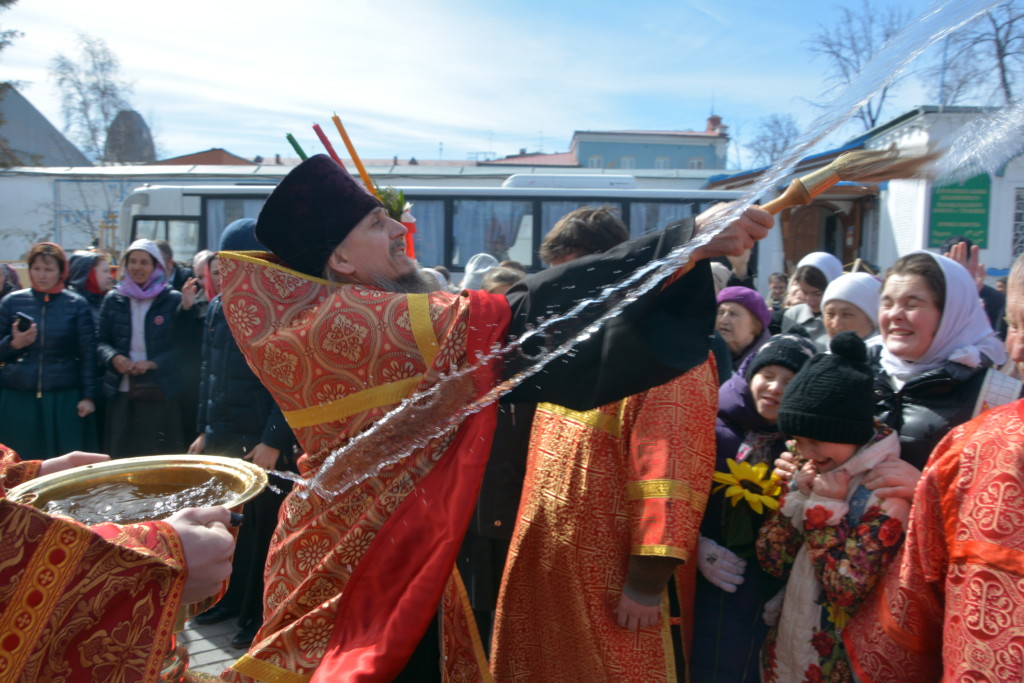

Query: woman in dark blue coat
left=97, top=239, right=186, bottom=458
left=0, top=242, right=98, bottom=459
left=691, top=335, right=816, bottom=682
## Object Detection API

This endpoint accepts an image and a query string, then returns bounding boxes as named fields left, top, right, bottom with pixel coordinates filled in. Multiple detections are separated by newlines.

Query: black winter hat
left=255, top=154, right=383, bottom=277
left=776, top=331, right=875, bottom=446
left=745, top=334, right=818, bottom=382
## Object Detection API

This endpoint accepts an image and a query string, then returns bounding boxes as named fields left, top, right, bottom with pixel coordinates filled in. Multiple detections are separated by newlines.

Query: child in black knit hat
left=754, top=331, right=910, bottom=683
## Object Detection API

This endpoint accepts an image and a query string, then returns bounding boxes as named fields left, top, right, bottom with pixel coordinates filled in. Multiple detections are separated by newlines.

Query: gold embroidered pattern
left=538, top=402, right=621, bottom=438
left=0, top=525, right=89, bottom=677
left=283, top=376, right=422, bottom=429
left=626, top=478, right=699, bottom=503
left=407, top=293, right=440, bottom=369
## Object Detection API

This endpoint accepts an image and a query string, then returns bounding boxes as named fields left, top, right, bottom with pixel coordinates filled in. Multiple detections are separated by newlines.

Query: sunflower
left=712, top=458, right=782, bottom=514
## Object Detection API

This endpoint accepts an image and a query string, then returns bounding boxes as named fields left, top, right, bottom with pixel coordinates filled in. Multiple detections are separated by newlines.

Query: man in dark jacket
left=187, top=218, right=298, bottom=649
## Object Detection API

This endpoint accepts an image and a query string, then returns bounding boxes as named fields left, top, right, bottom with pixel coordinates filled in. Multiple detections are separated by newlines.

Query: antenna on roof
left=710, top=91, right=716, bottom=116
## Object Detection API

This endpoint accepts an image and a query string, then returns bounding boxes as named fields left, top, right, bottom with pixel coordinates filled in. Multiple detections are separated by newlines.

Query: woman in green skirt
left=0, top=242, right=98, bottom=458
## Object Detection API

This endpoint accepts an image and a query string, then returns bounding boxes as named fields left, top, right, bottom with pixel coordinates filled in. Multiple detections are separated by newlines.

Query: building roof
left=479, top=151, right=578, bottom=166
left=0, top=86, right=92, bottom=167
left=153, top=148, right=256, bottom=165
left=575, top=129, right=726, bottom=138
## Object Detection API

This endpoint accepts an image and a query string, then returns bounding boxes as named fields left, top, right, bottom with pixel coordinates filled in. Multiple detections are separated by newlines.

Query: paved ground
left=179, top=619, right=248, bottom=677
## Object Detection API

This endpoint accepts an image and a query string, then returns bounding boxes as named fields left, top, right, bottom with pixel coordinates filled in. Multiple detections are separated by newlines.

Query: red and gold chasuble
left=844, top=400, right=1024, bottom=682
left=0, top=446, right=188, bottom=682
left=217, top=252, right=510, bottom=682
left=491, top=356, right=718, bottom=681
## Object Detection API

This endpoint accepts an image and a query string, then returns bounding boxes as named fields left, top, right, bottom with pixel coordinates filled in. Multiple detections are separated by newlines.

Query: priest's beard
left=324, top=265, right=441, bottom=293
left=371, top=269, right=441, bottom=294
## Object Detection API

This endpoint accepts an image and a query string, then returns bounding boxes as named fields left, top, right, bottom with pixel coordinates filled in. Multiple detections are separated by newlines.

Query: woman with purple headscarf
left=97, top=239, right=186, bottom=457
left=716, top=286, right=772, bottom=371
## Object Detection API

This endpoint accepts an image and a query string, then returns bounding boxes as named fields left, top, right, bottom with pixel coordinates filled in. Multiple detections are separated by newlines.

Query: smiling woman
left=872, top=251, right=1018, bottom=470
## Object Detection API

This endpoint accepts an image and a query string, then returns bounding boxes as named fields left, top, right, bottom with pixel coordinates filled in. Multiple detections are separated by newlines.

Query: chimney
left=275, top=153, right=282, bottom=164
left=519, top=148, right=527, bottom=156
left=707, top=115, right=726, bottom=135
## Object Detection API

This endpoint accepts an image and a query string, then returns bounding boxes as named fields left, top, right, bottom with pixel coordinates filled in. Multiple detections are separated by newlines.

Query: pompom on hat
left=255, top=154, right=383, bottom=277
left=776, top=331, right=876, bottom=446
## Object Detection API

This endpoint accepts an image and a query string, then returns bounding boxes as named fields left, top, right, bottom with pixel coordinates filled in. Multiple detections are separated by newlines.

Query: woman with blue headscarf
left=98, top=239, right=186, bottom=457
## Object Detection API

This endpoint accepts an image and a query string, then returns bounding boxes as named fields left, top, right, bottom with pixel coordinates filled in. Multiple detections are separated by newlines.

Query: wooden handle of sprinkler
left=761, top=179, right=812, bottom=215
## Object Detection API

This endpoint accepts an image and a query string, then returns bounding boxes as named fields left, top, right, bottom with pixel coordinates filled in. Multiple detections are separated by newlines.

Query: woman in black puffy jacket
left=869, top=251, right=1022, bottom=496
left=97, top=239, right=189, bottom=458
left=0, top=242, right=98, bottom=458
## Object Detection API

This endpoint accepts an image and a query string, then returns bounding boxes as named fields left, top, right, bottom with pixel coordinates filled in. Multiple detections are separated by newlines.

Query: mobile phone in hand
left=14, top=312, right=34, bottom=332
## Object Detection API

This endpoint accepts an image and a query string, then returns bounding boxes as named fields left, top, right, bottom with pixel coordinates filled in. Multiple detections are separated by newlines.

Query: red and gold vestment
left=491, top=357, right=718, bottom=681
left=843, top=400, right=1024, bottom=682
left=0, top=445, right=188, bottom=682
left=218, top=252, right=508, bottom=682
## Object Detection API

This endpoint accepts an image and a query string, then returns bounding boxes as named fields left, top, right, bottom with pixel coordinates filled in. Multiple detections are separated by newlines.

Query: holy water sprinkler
left=761, top=148, right=940, bottom=215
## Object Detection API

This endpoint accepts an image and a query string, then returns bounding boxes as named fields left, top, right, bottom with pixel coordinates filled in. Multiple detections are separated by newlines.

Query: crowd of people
left=0, top=227, right=298, bottom=653
left=2, top=152, right=1023, bottom=681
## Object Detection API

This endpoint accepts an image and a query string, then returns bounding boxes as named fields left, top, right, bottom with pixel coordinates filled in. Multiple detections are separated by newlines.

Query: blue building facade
left=571, top=116, right=729, bottom=170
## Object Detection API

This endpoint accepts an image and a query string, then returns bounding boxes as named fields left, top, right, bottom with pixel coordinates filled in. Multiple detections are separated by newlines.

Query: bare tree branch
left=923, top=2, right=1024, bottom=105
left=49, top=34, right=134, bottom=163
left=746, top=114, right=802, bottom=168
left=807, top=0, right=912, bottom=130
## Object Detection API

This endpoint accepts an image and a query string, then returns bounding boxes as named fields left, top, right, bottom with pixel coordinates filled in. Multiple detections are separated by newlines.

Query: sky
left=1, top=0, right=973, bottom=167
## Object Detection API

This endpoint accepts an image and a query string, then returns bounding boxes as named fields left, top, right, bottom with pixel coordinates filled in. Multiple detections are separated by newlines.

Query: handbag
left=128, top=374, right=166, bottom=403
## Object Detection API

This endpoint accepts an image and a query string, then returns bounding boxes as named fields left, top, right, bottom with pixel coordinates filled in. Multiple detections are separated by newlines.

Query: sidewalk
left=179, top=619, right=246, bottom=677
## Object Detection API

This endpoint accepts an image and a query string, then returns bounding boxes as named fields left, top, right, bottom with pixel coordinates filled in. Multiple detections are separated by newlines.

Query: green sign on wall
left=928, top=173, right=991, bottom=248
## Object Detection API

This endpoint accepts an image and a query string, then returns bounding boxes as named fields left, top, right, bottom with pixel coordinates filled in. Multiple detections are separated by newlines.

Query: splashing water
left=935, top=99, right=1024, bottom=183
left=273, top=0, right=1004, bottom=500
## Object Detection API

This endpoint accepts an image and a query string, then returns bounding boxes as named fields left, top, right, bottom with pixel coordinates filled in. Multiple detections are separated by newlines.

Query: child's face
left=749, top=364, right=796, bottom=423
left=792, top=436, right=858, bottom=473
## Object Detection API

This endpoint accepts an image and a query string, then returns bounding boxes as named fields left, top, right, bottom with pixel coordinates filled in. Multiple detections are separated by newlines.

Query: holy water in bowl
left=38, top=468, right=240, bottom=525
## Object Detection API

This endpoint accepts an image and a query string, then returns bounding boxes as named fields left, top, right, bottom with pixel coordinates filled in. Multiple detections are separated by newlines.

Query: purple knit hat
left=717, top=286, right=771, bottom=331
left=256, top=154, right=383, bottom=277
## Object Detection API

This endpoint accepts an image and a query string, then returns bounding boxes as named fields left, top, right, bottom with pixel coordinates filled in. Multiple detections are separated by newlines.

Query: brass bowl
left=7, top=454, right=267, bottom=525
left=7, top=454, right=268, bottom=633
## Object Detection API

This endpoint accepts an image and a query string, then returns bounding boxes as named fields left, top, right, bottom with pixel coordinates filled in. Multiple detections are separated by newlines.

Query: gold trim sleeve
left=407, top=293, right=440, bottom=369
left=231, top=654, right=312, bottom=683
left=0, top=523, right=90, bottom=677
left=537, top=402, right=621, bottom=438
left=282, top=376, right=422, bottom=428
left=219, top=250, right=334, bottom=286
left=449, top=567, right=495, bottom=683
left=626, top=478, right=698, bottom=503
left=631, top=543, right=689, bottom=562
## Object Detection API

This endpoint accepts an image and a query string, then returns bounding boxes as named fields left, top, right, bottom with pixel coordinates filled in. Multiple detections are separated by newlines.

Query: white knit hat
left=821, top=272, right=881, bottom=326
left=796, top=251, right=844, bottom=285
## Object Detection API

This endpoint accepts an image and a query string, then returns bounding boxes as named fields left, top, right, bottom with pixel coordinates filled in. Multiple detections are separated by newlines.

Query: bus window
left=540, top=201, right=624, bottom=242
left=629, top=202, right=695, bottom=238
left=451, top=200, right=533, bottom=268
left=407, top=200, right=444, bottom=270
left=133, top=219, right=201, bottom=263
left=204, top=197, right=267, bottom=251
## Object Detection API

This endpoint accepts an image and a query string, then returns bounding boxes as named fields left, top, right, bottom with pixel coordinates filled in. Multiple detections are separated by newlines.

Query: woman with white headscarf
left=780, top=251, right=844, bottom=351
left=821, top=272, right=882, bottom=345
left=871, top=251, right=1020, bottom=473
left=98, top=239, right=187, bottom=458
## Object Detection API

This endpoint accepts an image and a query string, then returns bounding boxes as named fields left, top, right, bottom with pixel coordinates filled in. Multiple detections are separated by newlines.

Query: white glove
left=762, top=587, right=785, bottom=626
left=697, top=535, right=746, bottom=593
